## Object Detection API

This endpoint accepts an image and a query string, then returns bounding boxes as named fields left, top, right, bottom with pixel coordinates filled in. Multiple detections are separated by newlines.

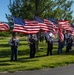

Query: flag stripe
left=58, top=20, right=73, bottom=31
left=44, top=19, right=58, bottom=34
left=0, top=23, right=10, bottom=31
left=34, top=16, right=48, bottom=31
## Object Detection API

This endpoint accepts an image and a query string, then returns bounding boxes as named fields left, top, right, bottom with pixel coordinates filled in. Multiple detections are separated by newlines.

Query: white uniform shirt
left=27, top=34, right=37, bottom=43
left=65, top=33, right=71, bottom=39
left=9, top=38, right=19, bottom=46
left=46, top=32, right=54, bottom=42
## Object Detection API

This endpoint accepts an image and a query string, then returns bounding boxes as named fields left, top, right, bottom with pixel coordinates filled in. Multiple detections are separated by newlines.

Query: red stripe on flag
left=44, top=19, right=58, bottom=34
left=0, top=23, right=10, bottom=31
left=58, top=20, right=73, bottom=31
left=39, top=23, right=48, bottom=31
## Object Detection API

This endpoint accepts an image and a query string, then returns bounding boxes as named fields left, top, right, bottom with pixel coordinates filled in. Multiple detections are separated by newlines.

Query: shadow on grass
left=0, top=44, right=9, bottom=47
left=20, top=39, right=27, bottom=41
left=0, top=62, right=12, bottom=66
left=18, top=57, right=38, bottom=63
left=18, top=49, right=29, bottom=55
left=0, top=42, right=28, bottom=47
left=19, top=43, right=28, bottom=46
left=0, top=49, right=30, bottom=58
left=52, top=49, right=74, bottom=55
left=0, top=59, right=10, bottom=62
left=62, top=50, right=74, bottom=55
left=0, top=57, right=38, bottom=63
left=0, top=49, right=11, bottom=58
left=35, top=54, right=47, bottom=58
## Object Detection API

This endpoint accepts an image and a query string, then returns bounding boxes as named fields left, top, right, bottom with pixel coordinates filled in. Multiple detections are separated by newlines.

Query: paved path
left=0, top=64, right=74, bottom=75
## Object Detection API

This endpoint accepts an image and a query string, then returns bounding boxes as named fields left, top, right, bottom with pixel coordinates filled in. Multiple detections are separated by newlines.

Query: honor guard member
left=28, top=34, right=37, bottom=58
left=46, top=32, right=54, bottom=55
left=9, top=32, right=19, bottom=61
left=65, top=30, right=73, bottom=52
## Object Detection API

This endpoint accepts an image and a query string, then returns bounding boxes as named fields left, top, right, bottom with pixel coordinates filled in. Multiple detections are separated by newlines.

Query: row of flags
left=13, top=16, right=74, bottom=34
left=0, top=16, right=74, bottom=38
left=13, top=16, right=74, bottom=42
left=13, top=16, right=58, bottom=34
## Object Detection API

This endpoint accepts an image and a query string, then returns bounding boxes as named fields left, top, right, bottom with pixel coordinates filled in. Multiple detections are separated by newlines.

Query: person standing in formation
left=65, top=30, right=73, bottom=52
left=45, top=32, right=55, bottom=55
left=9, top=32, right=19, bottom=61
left=28, top=34, right=37, bottom=58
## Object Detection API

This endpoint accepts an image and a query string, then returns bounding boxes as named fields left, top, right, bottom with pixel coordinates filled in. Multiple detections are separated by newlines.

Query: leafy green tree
left=53, top=0, right=73, bottom=23
left=6, top=0, right=74, bottom=27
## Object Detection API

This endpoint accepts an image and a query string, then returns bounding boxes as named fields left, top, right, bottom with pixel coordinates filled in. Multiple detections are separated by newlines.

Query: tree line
left=5, top=0, right=74, bottom=29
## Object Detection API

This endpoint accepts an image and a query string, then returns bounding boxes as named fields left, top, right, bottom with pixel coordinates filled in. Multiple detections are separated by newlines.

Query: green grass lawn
left=0, top=36, right=74, bottom=72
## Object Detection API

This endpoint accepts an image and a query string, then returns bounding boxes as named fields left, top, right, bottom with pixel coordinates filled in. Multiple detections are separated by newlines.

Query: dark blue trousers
left=58, top=41, right=63, bottom=54
left=11, top=46, right=18, bottom=61
left=47, top=41, right=53, bottom=55
left=30, top=43, right=36, bottom=58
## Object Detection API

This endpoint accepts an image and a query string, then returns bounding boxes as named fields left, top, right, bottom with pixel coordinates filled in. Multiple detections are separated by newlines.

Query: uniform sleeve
left=16, top=38, right=20, bottom=43
left=27, top=35, right=30, bottom=43
left=9, top=38, right=13, bottom=45
left=34, top=35, right=37, bottom=41
left=52, top=33, right=55, bottom=38
left=50, top=33, right=55, bottom=38
left=46, top=34, right=49, bottom=41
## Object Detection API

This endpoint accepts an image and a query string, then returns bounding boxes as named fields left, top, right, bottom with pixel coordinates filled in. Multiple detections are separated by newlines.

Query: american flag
left=58, top=20, right=74, bottom=39
left=13, top=17, right=40, bottom=34
left=0, top=22, right=10, bottom=31
left=48, top=18, right=58, bottom=34
left=48, top=18, right=58, bottom=25
left=58, top=20, right=73, bottom=31
left=44, top=19, right=58, bottom=34
left=34, top=16, right=48, bottom=31
left=58, top=28, right=64, bottom=42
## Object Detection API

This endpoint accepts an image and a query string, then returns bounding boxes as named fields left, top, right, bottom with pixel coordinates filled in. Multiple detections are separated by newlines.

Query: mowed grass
left=0, top=36, right=74, bottom=72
